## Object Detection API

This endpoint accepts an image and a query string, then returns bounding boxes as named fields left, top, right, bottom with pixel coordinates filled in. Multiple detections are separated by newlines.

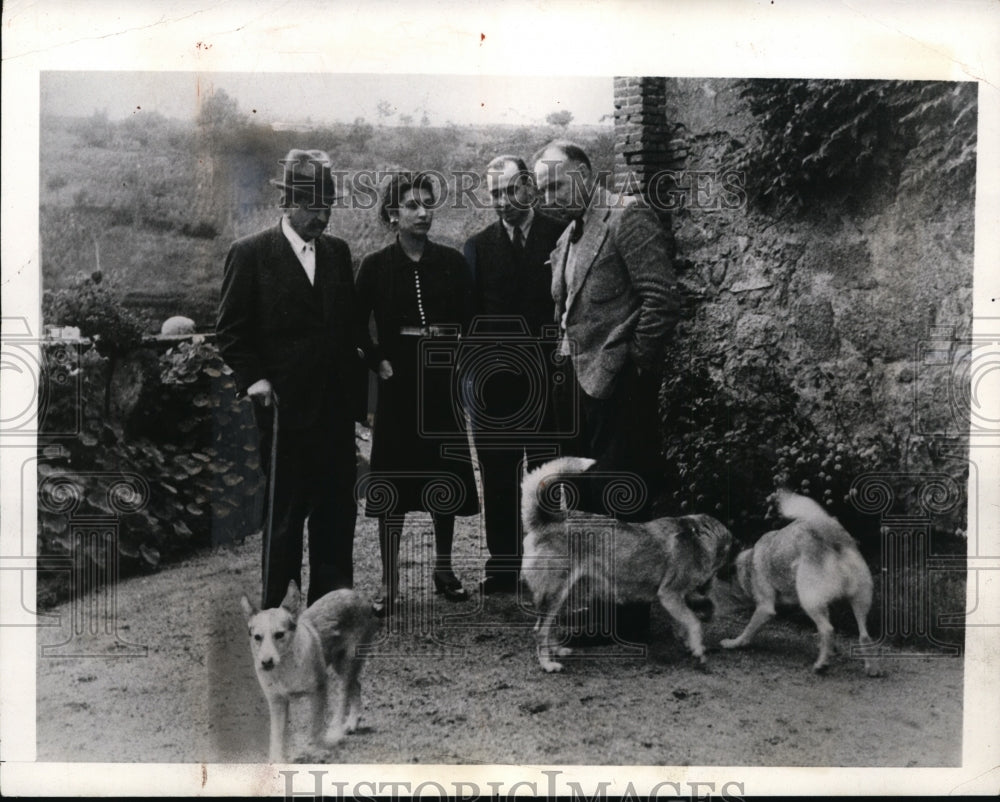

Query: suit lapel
left=549, top=228, right=571, bottom=312
left=268, top=224, right=323, bottom=315
left=524, top=217, right=556, bottom=265
left=565, top=207, right=610, bottom=316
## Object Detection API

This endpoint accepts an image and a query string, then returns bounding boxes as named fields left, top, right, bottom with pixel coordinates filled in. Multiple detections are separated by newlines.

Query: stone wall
left=616, top=77, right=973, bottom=525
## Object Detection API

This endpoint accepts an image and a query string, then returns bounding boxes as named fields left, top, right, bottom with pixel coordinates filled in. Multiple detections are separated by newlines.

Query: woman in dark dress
left=356, top=172, right=478, bottom=615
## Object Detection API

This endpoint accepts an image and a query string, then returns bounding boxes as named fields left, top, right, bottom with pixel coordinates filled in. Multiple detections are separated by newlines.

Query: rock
left=793, top=299, right=840, bottom=359
left=161, top=316, right=196, bottom=336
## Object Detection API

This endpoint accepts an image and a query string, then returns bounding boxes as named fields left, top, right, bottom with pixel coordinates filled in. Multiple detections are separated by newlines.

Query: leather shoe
left=433, top=570, right=469, bottom=602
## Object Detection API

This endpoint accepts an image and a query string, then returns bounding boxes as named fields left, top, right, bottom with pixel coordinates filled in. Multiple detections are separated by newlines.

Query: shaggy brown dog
left=520, top=457, right=733, bottom=672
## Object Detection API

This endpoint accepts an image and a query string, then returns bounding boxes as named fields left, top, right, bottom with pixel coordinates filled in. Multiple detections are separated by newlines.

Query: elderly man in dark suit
left=534, top=140, right=679, bottom=640
left=217, top=149, right=364, bottom=608
left=462, top=155, right=568, bottom=595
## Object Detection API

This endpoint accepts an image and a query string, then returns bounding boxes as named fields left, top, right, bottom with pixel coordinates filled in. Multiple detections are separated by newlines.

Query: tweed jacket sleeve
left=613, top=202, right=679, bottom=371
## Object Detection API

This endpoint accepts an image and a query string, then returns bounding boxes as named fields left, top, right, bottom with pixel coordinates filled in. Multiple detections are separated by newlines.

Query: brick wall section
left=612, top=76, right=688, bottom=203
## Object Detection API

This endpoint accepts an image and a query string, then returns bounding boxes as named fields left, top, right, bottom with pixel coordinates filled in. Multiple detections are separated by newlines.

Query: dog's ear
left=280, top=580, right=301, bottom=616
left=240, top=595, right=257, bottom=621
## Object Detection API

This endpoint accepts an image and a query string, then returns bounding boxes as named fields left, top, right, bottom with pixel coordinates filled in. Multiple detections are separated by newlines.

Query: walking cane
left=260, top=391, right=279, bottom=609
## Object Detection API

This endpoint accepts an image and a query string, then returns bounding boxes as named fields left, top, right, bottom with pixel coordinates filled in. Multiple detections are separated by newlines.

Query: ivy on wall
left=735, top=79, right=977, bottom=211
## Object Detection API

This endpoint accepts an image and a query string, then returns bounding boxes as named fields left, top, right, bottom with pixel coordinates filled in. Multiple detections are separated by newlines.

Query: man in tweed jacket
left=534, top=140, right=679, bottom=640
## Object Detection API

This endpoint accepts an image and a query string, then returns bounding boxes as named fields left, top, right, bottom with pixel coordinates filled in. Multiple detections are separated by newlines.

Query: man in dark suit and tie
left=533, top=140, right=679, bottom=640
left=217, top=149, right=364, bottom=608
left=463, top=155, right=568, bottom=595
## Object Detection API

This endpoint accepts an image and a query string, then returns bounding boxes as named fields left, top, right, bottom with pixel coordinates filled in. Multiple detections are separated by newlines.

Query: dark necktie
left=569, top=217, right=584, bottom=244
left=512, top=225, right=525, bottom=257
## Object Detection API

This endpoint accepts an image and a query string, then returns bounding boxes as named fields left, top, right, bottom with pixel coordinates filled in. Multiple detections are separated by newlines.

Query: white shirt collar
left=281, top=215, right=317, bottom=285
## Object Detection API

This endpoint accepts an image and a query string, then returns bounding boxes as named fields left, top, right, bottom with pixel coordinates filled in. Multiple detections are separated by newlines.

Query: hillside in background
left=40, top=101, right=613, bottom=330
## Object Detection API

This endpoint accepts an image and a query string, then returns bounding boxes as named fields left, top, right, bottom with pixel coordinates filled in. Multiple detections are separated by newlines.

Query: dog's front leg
left=343, top=657, right=365, bottom=734
left=323, top=677, right=348, bottom=746
left=658, top=590, right=708, bottom=668
left=306, top=686, right=329, bottom=751
left=267, top=697, right=290, bottom=763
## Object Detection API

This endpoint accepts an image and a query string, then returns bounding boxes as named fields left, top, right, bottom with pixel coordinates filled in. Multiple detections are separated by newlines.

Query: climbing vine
left=735, top=79, right=977, bottom=211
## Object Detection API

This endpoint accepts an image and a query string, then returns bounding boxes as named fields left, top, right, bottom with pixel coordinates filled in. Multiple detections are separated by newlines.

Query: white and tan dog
left=722, top=489, right=882, bottom=676
left=520, top=456, right=733, bottom=672
left=240, top=581, right=376, bottom=762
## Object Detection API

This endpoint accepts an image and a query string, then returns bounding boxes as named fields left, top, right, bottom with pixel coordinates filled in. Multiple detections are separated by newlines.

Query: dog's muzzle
left=260, top=658, right=275, bottom=671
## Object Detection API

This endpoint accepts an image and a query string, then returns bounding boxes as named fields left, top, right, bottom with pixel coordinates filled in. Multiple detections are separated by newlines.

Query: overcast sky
left=40, top=72, right=614, bottom=127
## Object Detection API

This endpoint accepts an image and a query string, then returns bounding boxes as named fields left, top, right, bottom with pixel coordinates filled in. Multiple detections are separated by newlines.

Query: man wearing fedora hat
left=217, top=149, right=366, bottom=608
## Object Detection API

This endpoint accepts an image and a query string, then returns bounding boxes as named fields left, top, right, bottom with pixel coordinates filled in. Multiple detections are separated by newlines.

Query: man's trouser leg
left=304, top=411, right=358, bottom=605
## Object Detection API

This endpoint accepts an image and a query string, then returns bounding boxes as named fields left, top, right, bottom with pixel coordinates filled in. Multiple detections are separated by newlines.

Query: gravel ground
left=36, top=508, right=963, bottom=768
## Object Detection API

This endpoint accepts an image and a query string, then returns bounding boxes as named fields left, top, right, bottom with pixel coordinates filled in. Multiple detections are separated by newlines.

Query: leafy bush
left=657, top=343, right=964, bottom=647
left=660, top=346, right=806, bottom=536
left=43, top=270, right=149, bottom=359
left=75, top=109, right=114, bottom=148
left=770, top=430, right=896, bottom=555
left=659, top=342, right=899, bottom=542
left=37, top=339, right=263, bottom=609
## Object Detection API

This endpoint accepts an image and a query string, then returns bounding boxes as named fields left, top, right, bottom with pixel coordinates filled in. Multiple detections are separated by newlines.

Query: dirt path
left=36, top=512, right=962, bottom=767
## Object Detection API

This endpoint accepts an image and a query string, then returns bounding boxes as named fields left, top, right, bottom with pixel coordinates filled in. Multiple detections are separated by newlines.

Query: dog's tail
left=775, top=489, right=856, bottom=549
left=521, top=456, right=597, bottom=531
left=775, top=489, right=832, bottom=523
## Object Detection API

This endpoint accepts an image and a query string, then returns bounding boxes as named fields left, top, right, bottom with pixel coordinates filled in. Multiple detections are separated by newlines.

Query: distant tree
left=420, top=111, right=431, bottom=127
left=376, top=100, right=394, bottom=125
left=78, top=109, right=113, bottom=148
left=197, top=88, right=242, bottom=131
left=546, top=110, right=574, bottom=128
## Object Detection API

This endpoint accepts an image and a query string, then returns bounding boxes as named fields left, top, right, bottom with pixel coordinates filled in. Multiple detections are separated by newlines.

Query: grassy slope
left=40, top=114, right=613, bottom=330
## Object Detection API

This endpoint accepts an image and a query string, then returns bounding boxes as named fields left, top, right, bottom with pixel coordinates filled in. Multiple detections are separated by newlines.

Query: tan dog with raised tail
left=240, top=581, right=376, bottom=762
left=722, top=489, right=882, bottom=676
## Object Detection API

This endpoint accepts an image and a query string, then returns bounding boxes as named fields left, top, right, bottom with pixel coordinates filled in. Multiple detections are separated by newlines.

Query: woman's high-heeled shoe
left=433, top=569, right=469, bottom=602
